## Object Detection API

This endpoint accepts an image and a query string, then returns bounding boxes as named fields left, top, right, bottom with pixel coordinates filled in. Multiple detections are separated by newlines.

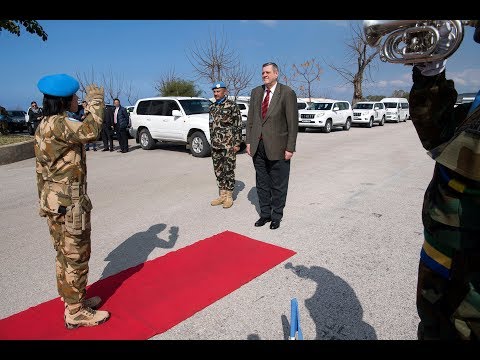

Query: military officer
left=209, top=81, right=243, bottom=208
left=34, top=73, right=110, bottom=329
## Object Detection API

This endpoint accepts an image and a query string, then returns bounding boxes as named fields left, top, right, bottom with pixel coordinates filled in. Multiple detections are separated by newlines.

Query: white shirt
left=263, top=83, right=277, bottom=106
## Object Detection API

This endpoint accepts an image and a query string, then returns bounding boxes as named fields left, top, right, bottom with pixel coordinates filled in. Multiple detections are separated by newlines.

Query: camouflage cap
left=37, top=74, right=79, bottom=97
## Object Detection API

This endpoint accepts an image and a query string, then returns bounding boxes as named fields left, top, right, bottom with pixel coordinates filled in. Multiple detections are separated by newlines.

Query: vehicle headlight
left=315, top=112, right=325, bottom=118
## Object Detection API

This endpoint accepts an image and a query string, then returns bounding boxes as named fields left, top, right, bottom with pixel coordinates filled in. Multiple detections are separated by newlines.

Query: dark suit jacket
left=115, top=106, right=130, bottom=129
left=246, top=82, right=298, bottom=160
left=103, top=106, right=114, bottom=129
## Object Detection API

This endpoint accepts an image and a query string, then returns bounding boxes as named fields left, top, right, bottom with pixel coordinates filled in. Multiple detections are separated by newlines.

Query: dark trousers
left=101, top=126, right=114, bottom=150
left=253, top=139, right=290, bottom=221
left=117, top=126, right=129, bottom=152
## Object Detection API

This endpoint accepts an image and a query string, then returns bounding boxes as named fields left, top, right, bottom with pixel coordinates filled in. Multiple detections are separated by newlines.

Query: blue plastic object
left=289, top=298, right=303, bottom=340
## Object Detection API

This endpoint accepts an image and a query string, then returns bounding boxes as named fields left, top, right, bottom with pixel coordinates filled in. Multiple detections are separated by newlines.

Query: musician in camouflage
left=410, top=22, right=480, bottom=340
left=209, top=81, right=243, bottom=209
left=34, top=73, right=110, bottom=329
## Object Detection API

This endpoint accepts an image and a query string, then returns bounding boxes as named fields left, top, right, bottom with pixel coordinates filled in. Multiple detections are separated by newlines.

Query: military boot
left=211, top=189, right=226, bottom=206
left=223, top=190, right=234, bottom=208
left=64, top=306, right=110, bottom=329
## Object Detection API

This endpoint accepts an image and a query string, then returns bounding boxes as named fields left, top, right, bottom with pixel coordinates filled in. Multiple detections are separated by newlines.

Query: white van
left=381, top=97, right=409, bottom=122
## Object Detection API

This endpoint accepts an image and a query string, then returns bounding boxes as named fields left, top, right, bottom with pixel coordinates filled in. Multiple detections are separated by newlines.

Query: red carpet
left=0, top=230, right=295, bottom=340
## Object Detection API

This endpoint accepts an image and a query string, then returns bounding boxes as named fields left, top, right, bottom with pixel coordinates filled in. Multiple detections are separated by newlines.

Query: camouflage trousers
left=47, top=211, right=91, bottom=308
left=416, top=171, right=480, bottom=340
left=212, top=148, right=236, bottom=191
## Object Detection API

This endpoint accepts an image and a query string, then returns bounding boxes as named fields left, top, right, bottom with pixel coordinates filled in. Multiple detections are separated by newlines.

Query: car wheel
left=322, top=119, right=332, bottom=133
left=189, top=131, right=211, bottom=157
left=139, top=128, right=155, bottom=150
left=379, top=115, right=385, bottom=126
left=343, top=118, right=351, bottom=131
left=298, top=127, right=306, bottom=132
left=367, top=116, right=374, bottom=128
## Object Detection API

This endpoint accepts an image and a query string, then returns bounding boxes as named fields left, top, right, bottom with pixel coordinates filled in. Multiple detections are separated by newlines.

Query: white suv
left=130, top=97, right=214, bottom=157
left=298, top=100, right=353, bottom=133
left=352, top=101, right=386, bottom=127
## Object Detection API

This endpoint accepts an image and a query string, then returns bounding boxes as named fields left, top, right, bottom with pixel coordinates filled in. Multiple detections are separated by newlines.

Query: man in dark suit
left=246, top=62, right=298, bottom=230
left=113, top=98, right=130, bottom=153
left=101, top=105, right=114, bottom=151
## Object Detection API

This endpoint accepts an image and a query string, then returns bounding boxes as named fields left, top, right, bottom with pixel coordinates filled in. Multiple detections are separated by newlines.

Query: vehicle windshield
left=353, top=103, right=373, bottom=110
left=179, top=99, right=211, bottom=115
left=7, top=111, right=26, bottom=117
left=383, top=102, right=398, bottom=108
left=310, top=103, right=332, bottom=110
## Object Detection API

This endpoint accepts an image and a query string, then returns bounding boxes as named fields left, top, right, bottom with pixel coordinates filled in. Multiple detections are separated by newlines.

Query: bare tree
left=273, top=58, right=298, bottom=89
left=186, top=29, right=254, bottom=99
left=75, top=67, right=99, bottom=100
left=224, top=63, right=255, bottom=100
left=292, top=58, right=323, bottom=101
left=75, top=69, right=130, bottom=104
left=102, top=70, right=126, bottom=104
left=124, top=80, right=139, bottom=106
left=325, top=21, right=380, bottom=106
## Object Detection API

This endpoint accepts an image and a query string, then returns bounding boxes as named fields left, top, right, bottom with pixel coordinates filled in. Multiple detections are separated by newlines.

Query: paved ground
left=0, top=120, right=433, bottom=340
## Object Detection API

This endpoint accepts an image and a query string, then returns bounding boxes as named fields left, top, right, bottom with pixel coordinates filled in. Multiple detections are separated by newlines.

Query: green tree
left=0, top=20, right=47, bottom=41
left=158, top=79, right=202, bottom=97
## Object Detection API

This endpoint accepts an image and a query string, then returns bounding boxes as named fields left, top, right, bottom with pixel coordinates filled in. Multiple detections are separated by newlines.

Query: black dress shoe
left=254, top=217, right=271, bottom=227
left=102, top=148, right=109, bottom=152
left=270, top=220, right=280, bottom=230
left=110, top=149, right=114, bottom=152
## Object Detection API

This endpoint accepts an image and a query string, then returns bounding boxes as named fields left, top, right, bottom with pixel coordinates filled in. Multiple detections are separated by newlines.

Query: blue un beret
left=37, top=73, right=80, bottom=97
left=212, top=81, right=226, bottom=90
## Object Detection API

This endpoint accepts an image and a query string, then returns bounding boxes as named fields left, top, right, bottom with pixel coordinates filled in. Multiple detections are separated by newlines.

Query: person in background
left=28, top=101, right=43, bottom=134
left=80, top=100, right=97, bottom=151
left=0, top=105, right=9, bottom=135
left=113, top=98, right=129, bottom=153
left=101, top=105, right=115, bottom=152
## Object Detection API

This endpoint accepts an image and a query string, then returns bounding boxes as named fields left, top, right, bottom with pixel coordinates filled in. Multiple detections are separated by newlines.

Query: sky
left=1, top=19, right=479, bottom=110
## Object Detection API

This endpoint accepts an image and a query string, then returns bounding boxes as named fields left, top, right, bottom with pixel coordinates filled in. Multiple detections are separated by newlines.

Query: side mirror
left=172, top=110, right=182, bottom=117
left=333, top=106, right=339, bottom=111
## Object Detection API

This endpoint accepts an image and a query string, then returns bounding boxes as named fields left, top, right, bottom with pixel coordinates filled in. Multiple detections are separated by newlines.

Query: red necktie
left=261, top=89, right=270, bottom=119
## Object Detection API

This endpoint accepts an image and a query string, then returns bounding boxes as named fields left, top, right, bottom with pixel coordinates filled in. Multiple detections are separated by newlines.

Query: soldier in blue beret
left=208, top=81, right=243, bottom=209
left=34, top=74, right=111, bottom=329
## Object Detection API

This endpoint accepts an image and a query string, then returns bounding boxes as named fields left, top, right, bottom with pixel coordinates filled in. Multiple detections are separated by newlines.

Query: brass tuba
left=363, top=20, right=477, bottom=64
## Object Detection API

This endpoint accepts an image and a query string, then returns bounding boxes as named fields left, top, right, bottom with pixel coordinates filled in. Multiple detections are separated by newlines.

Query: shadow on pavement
left=94, top=223, right=179, bottom=303
left=284, top=262, right=377, bottom=340
left=247, top=187, right=260, bottom=216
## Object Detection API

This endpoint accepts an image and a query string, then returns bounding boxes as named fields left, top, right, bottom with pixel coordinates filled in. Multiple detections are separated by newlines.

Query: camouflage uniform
left=34, top=94, right=104, bottom=311
left=209, top=97, right=243, bottom=192
left=410, top=66, right=480, bottom=340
